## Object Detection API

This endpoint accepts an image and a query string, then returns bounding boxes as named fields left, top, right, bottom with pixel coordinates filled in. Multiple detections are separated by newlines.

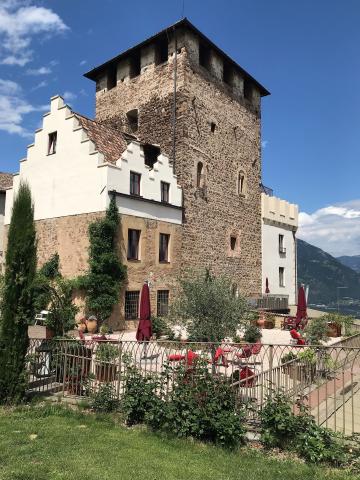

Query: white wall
left=262, top=222, right=297, bottom=305
left=5, top=96, right=182, bottom=226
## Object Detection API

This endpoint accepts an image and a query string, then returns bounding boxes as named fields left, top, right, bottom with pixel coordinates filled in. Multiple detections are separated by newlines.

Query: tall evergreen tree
left=0, top=183, right=37, bottom=403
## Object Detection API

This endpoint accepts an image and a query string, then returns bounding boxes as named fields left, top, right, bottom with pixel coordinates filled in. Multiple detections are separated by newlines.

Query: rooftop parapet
left=261, top=192, right=298, bottom=229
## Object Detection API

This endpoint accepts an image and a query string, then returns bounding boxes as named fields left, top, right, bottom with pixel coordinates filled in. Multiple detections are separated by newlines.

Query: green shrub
left=89, top=383, right=119, bottom=413
left=151, top=316, right=173, bottom=339
left=260, top=391, right=347, bottom=466
left=95, top=343, right=119, bottom=362
left=243, top=325, right=262, bottom=343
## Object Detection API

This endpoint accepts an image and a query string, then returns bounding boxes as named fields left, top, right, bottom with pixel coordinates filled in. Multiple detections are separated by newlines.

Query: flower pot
left=77, top=322, right=87, bottom=334
left=327, top=322, right=341, bottom=337
left=95, top=362, right=117, bottom=382
left=86, top=319, right=98, bottom=334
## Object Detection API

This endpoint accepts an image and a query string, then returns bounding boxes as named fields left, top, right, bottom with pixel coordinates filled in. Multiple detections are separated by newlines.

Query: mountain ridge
left=337, top=255, right=360, bottom=274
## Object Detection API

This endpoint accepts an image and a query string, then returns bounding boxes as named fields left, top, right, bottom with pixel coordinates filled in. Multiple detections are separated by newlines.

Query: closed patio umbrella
left=265, top=277, right=270, bottom=294
left=136, top=282, right=152, bottom=343
left=296, top=285, right=307, bottom=322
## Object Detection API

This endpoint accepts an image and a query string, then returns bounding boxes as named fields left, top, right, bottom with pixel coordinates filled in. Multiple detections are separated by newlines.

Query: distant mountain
left=337, top=255, right=360, bottom=274
left=297, top=239, right=360, bottom=306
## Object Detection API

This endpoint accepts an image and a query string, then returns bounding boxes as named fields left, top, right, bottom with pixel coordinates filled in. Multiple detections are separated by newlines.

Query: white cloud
left=298, top=200, right=360, bottom=257
left=0, top=77, right=47, bottom=137
left=261, top=140, right=269, bottom=149
left=31, top=80, right=47, bottom=91
left=0, top=1, right=68, bottom=67
left=62, top=91, right=77, bottom=103
left=79, top=59, right=87, bottom=66
left=26, top=66, right=51, bottom=75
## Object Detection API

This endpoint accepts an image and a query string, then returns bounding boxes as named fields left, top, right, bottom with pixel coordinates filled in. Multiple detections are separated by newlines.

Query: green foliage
left=322, top=312, right=354, bottom=336
left=280, top=351, right=297, bottom=364
left=260, top=391, right=347, bottom=466
left=151, top=316, right=173, bottom=339
left=243, top=324, right=262, bottom=343
left=88, top=382, right=120, bottom=413
left=147, top=360, right=246, bottom=448
left=171, top=270, right=249, bottom=342
left=77, top=197, right=127, bottom=322
left=95, top=343, right=119, bottom=362
left=39, top=253, right=60, bottom=279
left=297, top=348, right=317, bottom=365
left=304, top=317, right=329, bottom=344
left=0, top=183, right=37, bottom=403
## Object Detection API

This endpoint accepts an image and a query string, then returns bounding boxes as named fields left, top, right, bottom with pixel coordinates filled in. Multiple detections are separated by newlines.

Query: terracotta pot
left=95, top=362, right=117, bottom=382
left=86, top=319, right=98, bottom=334
left=327, top=322, right=341, bottom=337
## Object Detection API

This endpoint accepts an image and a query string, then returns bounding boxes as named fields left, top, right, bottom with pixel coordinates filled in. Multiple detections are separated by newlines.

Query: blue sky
left=0, top=0, right=360, bottom=256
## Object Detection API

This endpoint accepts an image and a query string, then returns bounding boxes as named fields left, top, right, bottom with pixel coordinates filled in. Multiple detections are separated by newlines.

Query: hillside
left=337, top=255, right=360, bottom=273
left=297, top=239, right=360, bottom=306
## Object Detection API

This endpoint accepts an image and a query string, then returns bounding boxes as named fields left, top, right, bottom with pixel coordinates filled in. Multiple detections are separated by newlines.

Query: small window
left=279, top=235, right=286, bottom=254
left=196, top=161, right=204, bottom=188
left=125, top=291, right=140, bottom=319
left=159, top=233, right=170, bottom=263
left=237, top=172, right=246, bottom=195
left=199, top=42, right=211, bottom=70
left=127, top=229, right=140, bottom=260
left=223, top=61, right=232, bottom=85
left=107, top=67, right=117, bottom=90
left=130, top=171, right=141, bottom=196
left=210, top=122, right=216, bottom=133
left=230, top=236, right=237, bottom=251
left=48, top=131, right=57, bottom=155
left=161, top=181, right=170, bottom=203
left=127, top=109, right=138, bottom=133
left=129, top=51, right=141, bottom=78
left=244, top=80, right=252, bottom=101
left=155, top=36, right=168, bottom=65
left=143, top=144, right=160, bottom=169
left=279, top=267, right=285, bottom=287
left=157, top=290, right=169, bottom=317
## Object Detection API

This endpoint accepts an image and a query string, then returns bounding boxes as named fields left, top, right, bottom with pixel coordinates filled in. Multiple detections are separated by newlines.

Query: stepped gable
left=74, top=112, right=128, bottom=164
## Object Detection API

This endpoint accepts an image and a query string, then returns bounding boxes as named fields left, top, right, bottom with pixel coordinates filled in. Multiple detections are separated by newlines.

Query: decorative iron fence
left=27, top=335, right=360, bottom=435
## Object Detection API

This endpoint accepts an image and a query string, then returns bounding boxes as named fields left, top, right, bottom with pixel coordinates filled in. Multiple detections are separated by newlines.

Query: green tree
left=0, top=182, right=37, bottom=403
left=171, top=270, right=249, bottom=342
left=78, top=196, right=127, bottom=323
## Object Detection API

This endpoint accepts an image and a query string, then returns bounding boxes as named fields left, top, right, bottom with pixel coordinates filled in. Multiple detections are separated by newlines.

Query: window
left=161, top=181, right=170, bottom=203
left=157, top=290, right=169, bottom=317
left=107, top=67, right=117, bottom=90
left=230, top=236, right=237, bottom=251
left=237, top=172, right=245, bottom=195
left=223, top=61, right=232, bottom=85
left=159, top=233, right=170, bottom=263
left=196, top=161, right=204, bottom=188
left=279, top=267, right=285, bottom=287
left=48, top=131, right=57, bottom=155
left=127, top=109, right=138, bottom=133
left=279, top=235, right=286, bottom=254
left=127, top=229, right=140, bottom=260
left=143, top=144, right=160, bottom=169
left=129, top=51, right=141, bottom=78
left=244, top=80, right=252, bottom=101
left=155, top=36, right=168, bottom=65
left=199, top=42, right=211, bottom=70
left=130, top=171, right=141, bottom=196
left=125, top=291, right=140, bottom=320
left=210, top=122, right=216, bottom=133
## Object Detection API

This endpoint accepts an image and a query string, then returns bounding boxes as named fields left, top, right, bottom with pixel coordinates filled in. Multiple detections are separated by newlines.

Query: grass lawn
left=0, top=404, right=357, bottom=480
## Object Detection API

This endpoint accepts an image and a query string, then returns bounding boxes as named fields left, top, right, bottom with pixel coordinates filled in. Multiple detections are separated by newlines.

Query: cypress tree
left=0, top=182, right=37, bottom=403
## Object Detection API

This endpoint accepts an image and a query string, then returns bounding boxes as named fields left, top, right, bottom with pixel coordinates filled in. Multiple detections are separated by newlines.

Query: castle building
left=4, top=19, right=272, bottom=329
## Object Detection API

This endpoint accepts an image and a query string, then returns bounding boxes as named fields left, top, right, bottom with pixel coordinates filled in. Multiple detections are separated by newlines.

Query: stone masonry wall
left=94, top=48, right=262, bottom=297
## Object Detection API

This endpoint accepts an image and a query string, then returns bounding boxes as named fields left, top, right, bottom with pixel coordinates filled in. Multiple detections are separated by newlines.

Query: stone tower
left=84, top=19, right=269, bottom=298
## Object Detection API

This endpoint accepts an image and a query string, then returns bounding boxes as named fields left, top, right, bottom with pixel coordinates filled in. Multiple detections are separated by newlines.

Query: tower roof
left=84, top=18, right=270, bottom=96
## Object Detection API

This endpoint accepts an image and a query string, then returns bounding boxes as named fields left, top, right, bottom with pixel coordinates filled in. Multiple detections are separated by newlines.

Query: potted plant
left=243, top=325, right=262, bottom=344
left=281, top=351, right=298, bottom=375
left=95, top=343, right=119, bottom=382
left=86, top=315, right=98, bottom=334
left=264, top=313, right=275, bottom=329
left=256, top=309, right=266, bottom=328
left=304, top=317, right=329, bottom=345
left=296, top=348, right=317, bottom=381
left=323, top=313, right=354, bottom=338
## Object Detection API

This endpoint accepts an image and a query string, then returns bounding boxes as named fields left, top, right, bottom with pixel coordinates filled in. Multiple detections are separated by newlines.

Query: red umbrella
left=296, top=285, right=307, bottom=322
left=136, top=282, right=152, bottom=341
left=265, top=277, right=270, bottom=294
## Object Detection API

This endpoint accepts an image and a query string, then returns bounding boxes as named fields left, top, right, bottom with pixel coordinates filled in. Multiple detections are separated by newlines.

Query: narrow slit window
left=159, top=233, right=170, bottom=263
left=279, top=267, right=285, bottom=287
left=48, top=131, right=57, bottom=155
left=244, top=80, right=252, bottom=101
left=196, top=161, right=204, bottom=188
left=161, top=181, right=170, bottom=203
left=129, top=51, right=141, bottom=78
left=230, top=236, right=237, bottom=251
left=211, top=122, right=216, bottom=133
left=127, top=109, right=138, bottom=133
left=279, top=234, right=286, bottom=254
left=155, top=36, right=168, bottom=65
left=130, top=171, right=141, bottom=196
left=199, top=43, right=211, bottom=70
left=238, top=172, right=245, bottom=195
left=127, top=229, right=140, bottom=260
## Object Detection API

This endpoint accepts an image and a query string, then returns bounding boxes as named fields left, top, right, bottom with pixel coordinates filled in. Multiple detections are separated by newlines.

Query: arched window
left=196, top=161, right=204, bottom=188
left=237, top=171, right=246, bottom=195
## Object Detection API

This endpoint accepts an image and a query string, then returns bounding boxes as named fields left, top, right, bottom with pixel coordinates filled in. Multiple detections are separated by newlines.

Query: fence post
left=269, top=344, right=274, bottom=397
left=61, top=341, right=68, bottom=398
left=116, top=341, right=122, bottom=400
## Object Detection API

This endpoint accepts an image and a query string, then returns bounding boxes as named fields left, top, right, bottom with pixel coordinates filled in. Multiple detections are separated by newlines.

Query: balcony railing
left=255, top=294, right=289, bottom=311
left=279, top=246, right=286, bottom=255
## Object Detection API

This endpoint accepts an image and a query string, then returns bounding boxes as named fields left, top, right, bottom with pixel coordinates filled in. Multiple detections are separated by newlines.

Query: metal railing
left=255, top=294, right=289, bottom=311
left=26, top=334, right=360, bottom=435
